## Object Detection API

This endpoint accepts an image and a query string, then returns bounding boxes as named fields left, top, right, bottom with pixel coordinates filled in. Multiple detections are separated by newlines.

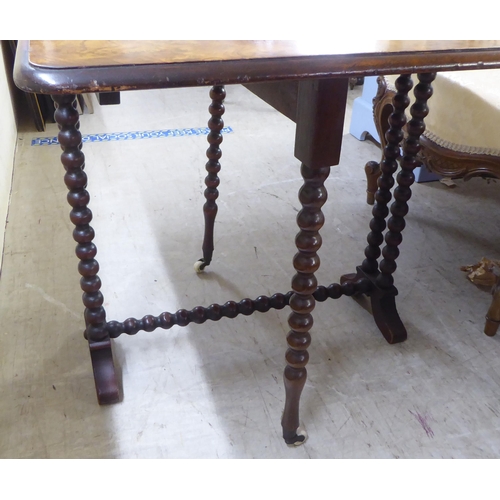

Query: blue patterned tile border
left=31, top=126, right=234, bottom=146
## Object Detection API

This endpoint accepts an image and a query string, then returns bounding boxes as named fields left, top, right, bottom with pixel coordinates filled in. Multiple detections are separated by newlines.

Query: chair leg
left=485, top=282, right=500, bottom=337
left=195, top=85, right=226, bottom=273
left=365, top=160, right=381, bottom=205
left=366, top=77, right=397, bottom=205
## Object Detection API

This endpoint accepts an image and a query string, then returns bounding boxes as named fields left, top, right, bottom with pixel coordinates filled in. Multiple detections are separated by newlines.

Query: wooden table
left=14, top=40, right=500, bottom=446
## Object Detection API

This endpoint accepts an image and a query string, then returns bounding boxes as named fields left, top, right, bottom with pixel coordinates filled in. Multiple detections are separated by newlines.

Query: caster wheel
left=194, top=259, right=206, bottom=273
left=286, top=426, right=308, bottom=447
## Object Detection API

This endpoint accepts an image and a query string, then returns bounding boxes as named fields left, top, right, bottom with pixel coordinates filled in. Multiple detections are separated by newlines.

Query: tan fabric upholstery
left=387, top=70, right=500, bottom=155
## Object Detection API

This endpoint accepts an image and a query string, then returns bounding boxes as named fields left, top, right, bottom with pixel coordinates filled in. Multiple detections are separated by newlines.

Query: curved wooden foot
left=282, top=366, right=308, bottom=446
left=341, top=267, right=407, bottom=344
left=89, top=340, right=120, bottom=404
left=369, top=289, right=407, bottom=344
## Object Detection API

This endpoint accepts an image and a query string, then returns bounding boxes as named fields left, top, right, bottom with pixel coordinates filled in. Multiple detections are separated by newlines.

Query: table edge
left=14, top=40, right=500, bottom=95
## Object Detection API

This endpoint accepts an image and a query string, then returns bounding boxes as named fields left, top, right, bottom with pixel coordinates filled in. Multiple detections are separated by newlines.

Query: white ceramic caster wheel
left=194, top=259, right=206, bottom=273
left=287, top=426, right=308, bottom=447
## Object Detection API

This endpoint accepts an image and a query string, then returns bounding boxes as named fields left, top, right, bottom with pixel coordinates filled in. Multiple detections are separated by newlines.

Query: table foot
left=89, top=340, right=120, bottom=404
left=369, top=289, right=407, bottom=344
left=341, top=267, right=407, bottom=344
left=282, top=365, right=308, bottom=445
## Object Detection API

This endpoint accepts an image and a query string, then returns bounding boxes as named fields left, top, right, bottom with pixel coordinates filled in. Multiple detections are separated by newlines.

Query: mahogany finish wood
left=14, top=41, right=500, bottom=447
left=294, top=78, right=349, bottom=168
left=197, top=85, right=226, bottom=271
left=243, top=81, right=299, bottom=122
left=363, top=74, right=414, bottom=274
left=106, top=280, right=372, bottom=338
left=52, top=94, right=119, bottom=404
left=14, top=41, right=500, bottom=95
left=376, top=73, right=436, bottom=290
left=345, top=73, right=436, bottom=344
left=282, top=163, right=330, bottom=444
left=369, top=75, right=500, bottom=338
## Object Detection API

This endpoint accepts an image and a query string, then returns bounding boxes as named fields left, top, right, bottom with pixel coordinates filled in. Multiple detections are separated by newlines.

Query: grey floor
left=1, top=83, right=500, bottom=459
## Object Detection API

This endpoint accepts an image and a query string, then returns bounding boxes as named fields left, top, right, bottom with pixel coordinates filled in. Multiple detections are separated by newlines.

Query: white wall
left=0, top=46, right=17, bottom=274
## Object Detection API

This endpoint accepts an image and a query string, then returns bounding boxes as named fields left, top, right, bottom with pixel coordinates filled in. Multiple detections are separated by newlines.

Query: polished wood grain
left=15, top=40, right=500, bottom=95
left=27, top=40, right=500, bottom=68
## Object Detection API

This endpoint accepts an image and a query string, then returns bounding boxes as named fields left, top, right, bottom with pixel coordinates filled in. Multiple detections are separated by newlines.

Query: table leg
left=282, top=163, right=330, bottom=445
left=343, top=73, right=436, bottom=344
left=195, top=85, right=226, bottom=273
left=282, top=78, right=348, bottom=445
left=376, top=73, right=436, bottom=289
left=53, top=94, right=120, bottom=404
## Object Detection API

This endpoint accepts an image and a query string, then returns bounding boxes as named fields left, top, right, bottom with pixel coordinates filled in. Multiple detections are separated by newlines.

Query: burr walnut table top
left=14, top=40, right=500, bottom=94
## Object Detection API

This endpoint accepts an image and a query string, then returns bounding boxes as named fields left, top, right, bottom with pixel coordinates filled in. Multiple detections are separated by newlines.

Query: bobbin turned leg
left=282, top=78, right=348, bottom=445
left=373, top=73, right=436, bottom=334
left=195, top=85, right=226, bottom=273
left=343, top=73, right=436, bottom=344
left=350, top=74, right=414, bottom=344
left=53, top=94, right=119, bottom=404
left=282, top=163, right=330, bottom=445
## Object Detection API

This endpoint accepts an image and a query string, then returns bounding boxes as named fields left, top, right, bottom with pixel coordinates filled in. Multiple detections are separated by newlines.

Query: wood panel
left=243, top=81, right=299, bottom=122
